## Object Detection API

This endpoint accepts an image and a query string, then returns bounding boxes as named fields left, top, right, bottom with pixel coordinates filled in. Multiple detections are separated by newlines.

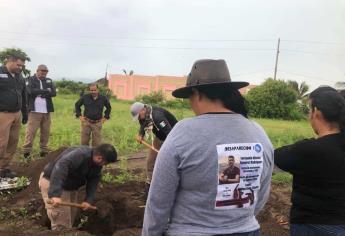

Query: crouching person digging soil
left=38, top=143, right=117, bottom=231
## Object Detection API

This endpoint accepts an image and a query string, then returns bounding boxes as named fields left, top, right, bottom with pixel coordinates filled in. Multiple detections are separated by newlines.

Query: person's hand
left=22, top=114, right=28, bottom=124
left=136, top=135, right=144, bottom=143
left=102, top=117, right=107, bottom=124
left=79, top=116, right=86, bottom=122
left=50, top=197, right=62, bottom=207
left=81, top=202, right=92, bottom=211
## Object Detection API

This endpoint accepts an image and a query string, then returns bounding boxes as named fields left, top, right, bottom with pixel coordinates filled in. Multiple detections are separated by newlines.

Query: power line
left=0, top=36, right=276, bottom=51
left=0, top=30, right=276, bottom=42
left=282, top=49, right=345, bottom=57
left=278, top=70, right=338, bottom=84
left=232, top=68, right=274, bottom=77
left=281, top=39, right=345, bottom=46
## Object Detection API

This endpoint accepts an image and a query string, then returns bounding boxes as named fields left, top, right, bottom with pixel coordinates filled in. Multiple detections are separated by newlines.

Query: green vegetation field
left=18, top=94, right=314, bottom=159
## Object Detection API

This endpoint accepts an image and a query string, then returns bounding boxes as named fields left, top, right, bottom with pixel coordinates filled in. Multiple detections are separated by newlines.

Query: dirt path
left=0, top=149, right=291, bottom=236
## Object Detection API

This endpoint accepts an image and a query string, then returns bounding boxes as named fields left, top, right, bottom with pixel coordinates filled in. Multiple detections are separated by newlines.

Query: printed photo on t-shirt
left=215, top=143, right=263, bottom=209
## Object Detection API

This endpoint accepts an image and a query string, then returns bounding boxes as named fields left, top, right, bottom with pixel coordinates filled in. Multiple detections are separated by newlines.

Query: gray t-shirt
left=142, top=113, right=274, bottom=236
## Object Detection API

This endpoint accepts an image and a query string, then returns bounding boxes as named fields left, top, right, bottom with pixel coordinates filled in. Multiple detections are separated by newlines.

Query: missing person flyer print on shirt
left=215, top=143, right=263, bottom=209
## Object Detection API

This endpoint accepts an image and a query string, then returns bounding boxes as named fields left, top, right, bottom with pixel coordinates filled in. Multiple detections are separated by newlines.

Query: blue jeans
left=291, top=224, right=345, bottom=236
left=215, top=229, right=260, bottom=236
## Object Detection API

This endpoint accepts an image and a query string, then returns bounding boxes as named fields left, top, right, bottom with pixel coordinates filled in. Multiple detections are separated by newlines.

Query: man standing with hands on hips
left=75, top=84, right=111, bottom=146
left=0, top=53, right=28, bottom=178
left=23, top=64, right=56, bottom=159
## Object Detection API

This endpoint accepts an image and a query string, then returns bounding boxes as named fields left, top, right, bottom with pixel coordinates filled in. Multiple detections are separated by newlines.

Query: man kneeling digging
left=38, top=143, right=117, bottom=230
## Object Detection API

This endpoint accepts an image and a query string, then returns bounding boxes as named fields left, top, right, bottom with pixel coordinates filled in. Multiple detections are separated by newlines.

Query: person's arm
left=103, top=97, right=111, bottom=119
left=138, top=119, right=147, bottom=137
left=84, top=168, right=102, bottom=203
left=21, top=78, right=28, bottom=124
left=75, top=97, right=84, bottom=118
left=48, top=150, right=84, bottom=198
left=226, top=174, right=240, bottom=183
left=42, top=79, right=56, bottom=98
left=274, top=139, right=312, bottom=174
left=26, top=78, right=50, bottom=96
left=142, top=137, right=180, bottom=236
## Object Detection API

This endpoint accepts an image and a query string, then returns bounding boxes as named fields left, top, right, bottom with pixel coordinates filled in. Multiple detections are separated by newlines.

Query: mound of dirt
left=0, top=149, right=292, bottom=236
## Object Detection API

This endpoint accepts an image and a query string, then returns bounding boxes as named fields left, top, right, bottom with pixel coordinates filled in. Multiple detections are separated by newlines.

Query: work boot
left=0, top=169, right=17, bottom=178
left=23, top=153, right=30, bottom=159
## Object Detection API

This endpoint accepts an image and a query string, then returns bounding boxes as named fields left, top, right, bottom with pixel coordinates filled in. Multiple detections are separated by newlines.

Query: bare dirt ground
left=0, top=149, right=291, bottom=236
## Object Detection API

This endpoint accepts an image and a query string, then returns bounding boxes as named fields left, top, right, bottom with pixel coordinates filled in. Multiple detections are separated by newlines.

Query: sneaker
left=23, top=153, right=30, bottom=159
left=0, top=169, right=17, bottom=178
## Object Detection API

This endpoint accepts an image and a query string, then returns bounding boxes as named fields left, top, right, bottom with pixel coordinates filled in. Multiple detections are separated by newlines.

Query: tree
left=335, top=82, right=345, bottom=90
left=0, top=47, right=31, bottom=76
left=246, top=78, right=303, bottom=120
left=287, top=80, right=309, bottom=100
left=287, top=80, right=310, bottom=114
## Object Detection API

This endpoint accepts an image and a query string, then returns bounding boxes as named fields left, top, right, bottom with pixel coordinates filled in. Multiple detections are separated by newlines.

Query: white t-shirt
left=33, top=80, right=48, bottom=113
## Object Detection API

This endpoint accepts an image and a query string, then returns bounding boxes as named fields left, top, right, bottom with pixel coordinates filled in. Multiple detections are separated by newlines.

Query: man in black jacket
left=22, top=65, right=56, bottom=158
left=75, top=84, right=111, bottom=146
left=38, top=143, right=117, bottom=230
left=0, top=54, right=28, bottom=178
left=130, top=102, right=178, bottom=197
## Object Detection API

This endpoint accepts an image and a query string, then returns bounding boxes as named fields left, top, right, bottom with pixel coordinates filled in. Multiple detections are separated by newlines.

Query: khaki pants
left=22, top=112, right=51, bottom=154
left=38, top=173, right=79, bottom=231
left=81, top=120, right=102, bottom=147
left=146, top=137, right=163, bottom=184
left=0, top=111, right=21, bottom=169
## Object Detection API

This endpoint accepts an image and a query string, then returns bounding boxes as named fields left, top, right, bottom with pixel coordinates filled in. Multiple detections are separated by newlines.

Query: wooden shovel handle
left=47, top=199, right=97, bottom=210
left=135, top=136, right=159, bottom=153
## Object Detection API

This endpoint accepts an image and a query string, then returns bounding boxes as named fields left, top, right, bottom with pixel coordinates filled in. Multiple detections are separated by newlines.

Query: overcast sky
left=0, top=0, right=344, bottom=89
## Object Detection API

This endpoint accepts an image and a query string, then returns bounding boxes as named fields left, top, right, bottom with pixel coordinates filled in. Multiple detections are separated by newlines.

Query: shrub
left=135, top=90, right=165, bottom=105
left=246, top=78, right=304, bottom=120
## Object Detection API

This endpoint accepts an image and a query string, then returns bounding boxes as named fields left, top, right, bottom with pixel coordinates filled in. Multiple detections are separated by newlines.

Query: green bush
left=246, top=78, right=304, bottom=120
left=55, top=79, right=114, bottom=98
left=135, top=90, right=165, bottom=105
left=163, top=99, right=190, bottom=109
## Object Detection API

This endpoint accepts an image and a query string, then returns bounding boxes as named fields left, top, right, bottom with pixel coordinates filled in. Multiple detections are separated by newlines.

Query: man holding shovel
left=38, top=143, right=117, bottom=230
left=130, top=102, right=177, bottom=198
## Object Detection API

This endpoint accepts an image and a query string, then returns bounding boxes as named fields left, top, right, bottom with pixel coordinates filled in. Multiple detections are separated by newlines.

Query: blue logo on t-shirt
left=254, top=144, right=262, bottom=153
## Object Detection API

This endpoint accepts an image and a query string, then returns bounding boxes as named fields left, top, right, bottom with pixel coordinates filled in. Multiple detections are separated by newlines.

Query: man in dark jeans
left=0, top=54, right=28, bottom=178
left=75, top=84, right=111, bottom=146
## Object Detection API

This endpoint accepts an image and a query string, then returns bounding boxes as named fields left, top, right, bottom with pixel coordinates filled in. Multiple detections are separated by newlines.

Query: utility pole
left=274, top=38, right=280, bottom=80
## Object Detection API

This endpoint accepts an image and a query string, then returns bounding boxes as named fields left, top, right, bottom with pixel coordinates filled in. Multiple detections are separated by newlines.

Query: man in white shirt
left=22, top=65, right=56, bottom=158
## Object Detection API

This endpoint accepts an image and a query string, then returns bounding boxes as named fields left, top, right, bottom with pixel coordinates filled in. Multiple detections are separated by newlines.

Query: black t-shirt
left=275, top=133, right=345, bottom=224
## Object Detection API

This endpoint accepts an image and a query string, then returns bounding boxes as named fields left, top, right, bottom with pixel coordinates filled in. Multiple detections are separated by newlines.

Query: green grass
left=17, top=94, right=314, bottom=157
left=272, top=172, right=293, bottom=184
left=253, top=118, right=314, bottom=148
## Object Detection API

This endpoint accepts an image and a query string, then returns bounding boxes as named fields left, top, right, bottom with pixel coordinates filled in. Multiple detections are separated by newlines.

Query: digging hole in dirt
left=36, top=180, right=145, bottom=236
left=80, top=181, right=145, bottom=235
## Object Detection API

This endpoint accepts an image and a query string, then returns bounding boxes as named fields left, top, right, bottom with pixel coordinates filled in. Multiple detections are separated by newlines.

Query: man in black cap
left=0, top=54, right=28, bottom=178
left=38, top=143, right=117, bottom=230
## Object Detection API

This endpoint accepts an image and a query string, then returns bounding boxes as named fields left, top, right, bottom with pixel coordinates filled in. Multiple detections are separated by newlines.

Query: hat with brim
left=172, top=59, right=249, bottom=99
